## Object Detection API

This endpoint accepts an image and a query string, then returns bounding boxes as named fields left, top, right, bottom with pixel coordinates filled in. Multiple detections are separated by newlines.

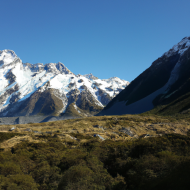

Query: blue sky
left=1, top=0, right=190, bottom=82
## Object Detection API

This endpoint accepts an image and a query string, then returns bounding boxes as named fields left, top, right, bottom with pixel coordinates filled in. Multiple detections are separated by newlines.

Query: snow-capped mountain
left=98, top=36, right=190, bottom=115
left=0, top=50, right=129, bottom=117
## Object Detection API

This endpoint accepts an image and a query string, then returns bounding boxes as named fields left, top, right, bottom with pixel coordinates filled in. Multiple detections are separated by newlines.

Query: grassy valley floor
left=0, top=114, right=190, bottom=189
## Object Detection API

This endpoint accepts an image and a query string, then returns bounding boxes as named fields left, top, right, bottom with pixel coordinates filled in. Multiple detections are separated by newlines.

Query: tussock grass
left=0, top=135, right=41, bottom=150
left=0, top=114, right=189, bottom=150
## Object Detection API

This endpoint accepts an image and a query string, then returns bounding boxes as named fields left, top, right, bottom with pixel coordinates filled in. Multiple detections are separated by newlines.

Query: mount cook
left=0, top=50, right=129, bottom=117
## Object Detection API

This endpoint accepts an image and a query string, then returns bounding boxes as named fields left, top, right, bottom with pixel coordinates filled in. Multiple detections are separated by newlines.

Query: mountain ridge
left=98, top=36, right=190, bottom=116
left=0, top=50, right=129, bottom=117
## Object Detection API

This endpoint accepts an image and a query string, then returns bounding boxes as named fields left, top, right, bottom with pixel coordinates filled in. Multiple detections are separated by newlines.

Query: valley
left=1, top=36, right=190, bottom=189
left=0, top=114, right=190, bottom=189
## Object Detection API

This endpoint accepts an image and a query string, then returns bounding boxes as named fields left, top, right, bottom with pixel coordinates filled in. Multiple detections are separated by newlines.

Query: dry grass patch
left=0, top=135, right=41, bottom=150
left=0, top=114, right=189, bottom=145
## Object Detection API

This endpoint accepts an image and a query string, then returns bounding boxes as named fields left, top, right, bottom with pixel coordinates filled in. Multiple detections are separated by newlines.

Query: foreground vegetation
left=0, top=114, right=190, bottom=189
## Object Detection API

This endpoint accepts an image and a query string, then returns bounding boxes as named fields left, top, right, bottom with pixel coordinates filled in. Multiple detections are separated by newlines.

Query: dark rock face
left=96, top=88, right=112, bottom=106
left=44, top=63, right=58, bottom=73
left=78, top=79, right=84, bottom=83
left=65, top=87, right=103, bottom=115
left=56, top=62, right=70, bottom=74
left=23, top=63, right=45, bottom=72
left=0, top=89, right=64, bottom=117
left=76, top=89, right=103, bottom=113
left=5, top=70, right=16, bottom=85
left=9, top=88, right=20, bottom=104
left=67, top=89, right=80, bottom=105
left=68, top=83, right=75, bottom=88
left=0, top=84, right=19, bottom=106
left=153, top=46, right=190, bottom=108
left=103, top=54, right=178, bottom=112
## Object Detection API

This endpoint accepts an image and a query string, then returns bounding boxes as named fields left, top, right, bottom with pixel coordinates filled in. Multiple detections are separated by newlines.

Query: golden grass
left=0, top=135, right=42, bottom=151
left=0, top=114, right=190, bottom=149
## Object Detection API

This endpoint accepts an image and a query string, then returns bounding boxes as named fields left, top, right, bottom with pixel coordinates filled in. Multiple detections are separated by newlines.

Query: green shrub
left=0, top=174, right=38, bottom=190
left=0, top=133, right=190, bottom=189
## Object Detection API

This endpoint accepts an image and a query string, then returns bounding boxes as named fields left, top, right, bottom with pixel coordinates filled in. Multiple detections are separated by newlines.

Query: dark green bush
left=0, top=133, right=190, bottom=189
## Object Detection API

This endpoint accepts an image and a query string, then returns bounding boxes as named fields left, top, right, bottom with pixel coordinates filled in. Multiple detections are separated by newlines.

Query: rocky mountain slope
left=98, top=36, right=190, bottom=115
left=0, top=50, right=129, bottom=117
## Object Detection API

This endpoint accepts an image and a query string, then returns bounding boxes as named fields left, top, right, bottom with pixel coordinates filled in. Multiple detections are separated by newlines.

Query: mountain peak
left=98, top=35, right=190, bottom=116
left=0, top=49, right=18, bottom=66
left=0, top=49, right=129, bottom=117
left=164, top=36, right=190, bottom=57
left=0, top=49, right=17, bottom=56
left=108, top=76, right=120, bottom=80
left=56, top=62, right=72, bottom=74
left=83, top=73, right=98, bottom=80
left=103, top=76, right=129, bottom=84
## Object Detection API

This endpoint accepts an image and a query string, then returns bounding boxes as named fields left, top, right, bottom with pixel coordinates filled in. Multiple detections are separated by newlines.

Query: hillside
left=98, top=36, right=190, bottom=116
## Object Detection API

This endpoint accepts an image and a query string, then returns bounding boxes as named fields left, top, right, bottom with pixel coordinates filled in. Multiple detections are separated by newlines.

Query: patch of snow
left=163, top=61, right=181, bottom=93
left=164, top=36, right=190, bottom=57
left=49, top=74, right=71, bottom=90
left=17, top=71, right=54, bottom=102
left=164, top=90, right=178, bottom=99
left=74, top=104, right=81, bottom=113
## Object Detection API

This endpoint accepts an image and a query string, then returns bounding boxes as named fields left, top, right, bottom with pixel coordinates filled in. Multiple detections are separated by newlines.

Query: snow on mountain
left=164, top=36, right=190, bottom=57
left=0, top=50, right=129, bottom=117
left=0, top=50, right=17, bottom=66
left=83, top=73, right=98, bottom=80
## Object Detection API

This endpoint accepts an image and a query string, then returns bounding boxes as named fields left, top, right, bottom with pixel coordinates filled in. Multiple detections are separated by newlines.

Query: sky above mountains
left=1, top=0, right=190, bottom=82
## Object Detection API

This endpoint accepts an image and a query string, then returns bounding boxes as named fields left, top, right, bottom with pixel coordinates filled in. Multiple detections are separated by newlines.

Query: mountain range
left=98, top=36, right=190, bottom=116
left=0, top=50, right=129, bottom=117
left=2, top=36, right=190, bottom=119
